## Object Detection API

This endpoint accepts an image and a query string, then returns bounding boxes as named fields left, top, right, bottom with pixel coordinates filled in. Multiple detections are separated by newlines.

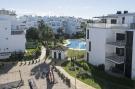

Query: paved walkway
left=0, top=47, right=73, bottom=89
left=56, top=66, right=95, bottom=89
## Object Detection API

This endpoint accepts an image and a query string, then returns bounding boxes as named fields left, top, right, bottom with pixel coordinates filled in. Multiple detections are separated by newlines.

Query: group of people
left=46, top=65, right=56, bottom=84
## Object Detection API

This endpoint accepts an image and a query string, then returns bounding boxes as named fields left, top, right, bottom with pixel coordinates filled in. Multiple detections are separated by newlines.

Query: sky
left=0, top=0, right=135, bottom=19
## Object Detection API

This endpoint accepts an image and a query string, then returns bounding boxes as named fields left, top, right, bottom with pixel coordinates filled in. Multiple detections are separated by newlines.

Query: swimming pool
left=66, top=39, right=86, bottom=50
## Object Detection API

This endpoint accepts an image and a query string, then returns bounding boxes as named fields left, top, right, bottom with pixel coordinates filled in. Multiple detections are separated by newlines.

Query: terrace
left=107, top=40, right=126, bottom=47
left=106, top=53, right=125, bottom=64
left=87, top=23, right=130, bottom=29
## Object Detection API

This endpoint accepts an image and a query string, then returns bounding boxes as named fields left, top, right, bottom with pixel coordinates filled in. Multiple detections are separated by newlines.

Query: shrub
left=35, top=49, right=41, bottom=58
left=61, top=61, right=69, bottom=67
left=69, top=67, right=75, bottom=71
left=83, top=63, right=89, bottom=71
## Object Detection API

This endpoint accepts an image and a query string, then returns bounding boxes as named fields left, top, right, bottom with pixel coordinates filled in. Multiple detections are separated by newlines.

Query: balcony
left=106, top=53, right=125, bottom=64
left=107, top=40, right=126, bottom=46
left=11, top=25, right=26, bottom=35
left=87, top=23, right=130, bottom=29
left=11, top=28, right=25, bottom=35
left=0, top=52, right=11, bottom=56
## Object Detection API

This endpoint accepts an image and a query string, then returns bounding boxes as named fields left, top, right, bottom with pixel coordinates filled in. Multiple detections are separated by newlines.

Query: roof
left=51, top=45, right=68, bottom=51
left=94, top=12, right=135, bottom=19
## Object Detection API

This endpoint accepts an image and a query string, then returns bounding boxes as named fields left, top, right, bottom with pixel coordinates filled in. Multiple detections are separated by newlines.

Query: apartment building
left=0, top=9, right=26, bottom=59
left=19, top=15, right=83, bottom=35
left=86, top=11, right=135, bottom=79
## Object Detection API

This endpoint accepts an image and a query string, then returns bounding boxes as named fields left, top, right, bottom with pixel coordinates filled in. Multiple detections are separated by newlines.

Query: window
left=116, top=47, right=124, bottom=56
left=89, top=42, right=91, bottom=51
left=87, top=52, right=89, bottom=62
left=54, top=52, right=56, bottom=59
left=101, top=19, right=107, bottom=23
left=111, top=19, right=117, bottom=24
left=87, top=30, right=89, bottom=39
left=116, top=33, right=125, bottom=41
left=122, top=17, right=125, bottom=24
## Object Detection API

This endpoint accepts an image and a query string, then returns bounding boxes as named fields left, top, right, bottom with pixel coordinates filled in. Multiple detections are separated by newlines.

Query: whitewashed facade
left=19, top=15, right=83, bottom=35
left=0, top=9, right=26, bottom=59
left=51, top=46, right=68, bottom=60
left=86, top=11, right=135, bottom=79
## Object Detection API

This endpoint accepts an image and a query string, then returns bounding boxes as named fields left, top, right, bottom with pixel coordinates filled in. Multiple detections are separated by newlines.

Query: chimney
left=124, top=11, right=128, bottom=14
left=116, top=11, right=122, bottom=14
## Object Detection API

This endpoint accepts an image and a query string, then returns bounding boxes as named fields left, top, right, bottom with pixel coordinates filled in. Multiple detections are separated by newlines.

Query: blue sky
left=0, top=0, right=134, bottom=18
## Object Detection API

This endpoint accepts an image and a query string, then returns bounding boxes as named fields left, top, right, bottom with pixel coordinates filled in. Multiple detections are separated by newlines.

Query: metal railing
left=11, top=30, right=24, bottom=35
left=106, top=40, right=126, bottom=46
left=87, top=23, right=135, bottom=29
left=106, top=53, right=125, bottom=64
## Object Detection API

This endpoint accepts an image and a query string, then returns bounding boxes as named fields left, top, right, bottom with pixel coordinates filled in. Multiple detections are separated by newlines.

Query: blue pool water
left=67, top=39, right=86, bottom=50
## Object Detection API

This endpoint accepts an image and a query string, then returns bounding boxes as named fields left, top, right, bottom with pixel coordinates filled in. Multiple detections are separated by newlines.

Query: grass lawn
left=67, top=49, right=86, bottom=59
left=62, top=61, right=135, bottom=89
left=23, top=47, right=41, bottom=61
left=63, top=61, right=101, bottom=89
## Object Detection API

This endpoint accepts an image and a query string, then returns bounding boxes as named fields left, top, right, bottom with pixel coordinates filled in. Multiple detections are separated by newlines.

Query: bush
left=61, top=61, right=69, bottom=67
left=69, top=67, right=75, bottom=71
left=35, top=49, right=41, bottom=58
left=83, top=63, right=89, bottom=71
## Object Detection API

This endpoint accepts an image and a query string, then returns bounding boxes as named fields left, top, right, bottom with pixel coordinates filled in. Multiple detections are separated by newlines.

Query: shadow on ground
left=31, top=62, right=49, bottom=79
left=46, top=78, right=54, bottom=89
left=0, top=62, right=18, bottom=74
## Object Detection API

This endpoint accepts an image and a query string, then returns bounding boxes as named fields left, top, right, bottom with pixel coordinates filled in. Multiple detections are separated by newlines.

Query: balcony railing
left=107, top=40, right=126, bottom=46
left=0, top=52, right=11, bottom=56
left=11, top=30, right=24, bottom=35
left=87, top=23, right=131, bottom=29
left=106, top=53, right=125, bottom=64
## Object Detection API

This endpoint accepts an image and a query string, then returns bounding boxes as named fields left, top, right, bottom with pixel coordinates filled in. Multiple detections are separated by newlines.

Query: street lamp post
left=75, top=65, right=77, bottom=89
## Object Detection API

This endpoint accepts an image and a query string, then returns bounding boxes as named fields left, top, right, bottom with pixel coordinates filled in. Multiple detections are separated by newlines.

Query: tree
left=38, top=20, right=54, bottom=56
left=26, top=27, right=39, bottom=40
left=57, top=27, right=64, bottom=35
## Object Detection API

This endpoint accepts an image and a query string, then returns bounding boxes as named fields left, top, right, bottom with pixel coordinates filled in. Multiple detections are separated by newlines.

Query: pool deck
left=63, top=40, right=70, bottom=46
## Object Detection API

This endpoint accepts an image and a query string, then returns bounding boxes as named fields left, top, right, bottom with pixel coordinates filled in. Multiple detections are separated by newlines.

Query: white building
left=19, top=15, right=83, bottom=35
left=51, top=46, right=68, bottom=60
left=0, top=9, right=26, bottom=59
left=86, top=11, right=135, bottom=79
left=19, top=15, right=41, bottom=29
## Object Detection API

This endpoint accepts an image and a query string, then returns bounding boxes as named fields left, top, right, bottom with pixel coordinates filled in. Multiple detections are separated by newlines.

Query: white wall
left=87, top=28, right=106, bottom=65
left=0, top=13, right=26, bottom=59
left=124, top=16, right=134, bottom=24
left=106, top=29, right=126, bottom=56
left=0, top=20, right=11, bottom=53
left=51, top=50, right=67, bottom=60
left=9, top=35, right=26, bottom=52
